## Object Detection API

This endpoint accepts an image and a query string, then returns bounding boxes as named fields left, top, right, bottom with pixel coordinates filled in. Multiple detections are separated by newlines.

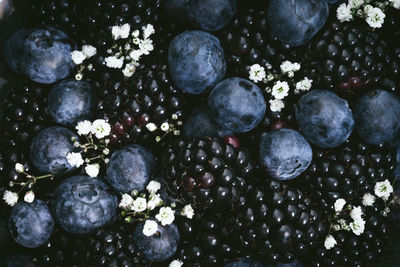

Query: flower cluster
left=119, top=180, right=194, bottom=237
left=145, top=112, right=183, bottom=142
left=66, top=119, right=111, bottom=178
left=248, top=61, right=313, bottom=112
left=336, top=0, right=400, bottom=28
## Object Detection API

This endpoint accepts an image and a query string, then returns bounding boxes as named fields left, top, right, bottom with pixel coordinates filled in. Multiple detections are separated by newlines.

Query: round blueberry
left=30, top=126, right=79, bottom=174
left=106, top=144, right=156, bottom=193
left=208, top=77, right=266, bottom=133
left=48, top=79, right=95, bottom=126
left=4, top=26, right=75, bottom=84
left=168, top=30, right=226, bottom=94
left=225, top=257, right=264, bottom=267
left=133, top=221, right=180, bottom=262
left=353, top=90, right=400, bottom=145
left=267, top=0, right=329, bottom=47
left=8, top=200, right=54, bottom=248
left=259, top=128, right=312, bottom=180
left=51, top=175, right=118, bottom=234
left=295, top=90, right=354, bottom=148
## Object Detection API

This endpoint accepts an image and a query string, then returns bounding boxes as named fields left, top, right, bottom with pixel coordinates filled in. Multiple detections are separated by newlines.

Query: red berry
left=224, top=135, right=240, bottom=149
left=183, top=176, right=196, bottom=192
left=198, top=172, right=215, bottom=189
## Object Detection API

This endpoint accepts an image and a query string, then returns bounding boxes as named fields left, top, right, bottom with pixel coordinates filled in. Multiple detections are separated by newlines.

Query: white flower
left=147, top=180, right=161, bottom=194
left=85, top=164, right=100, bottom=177
left=337, top=3, right=353, bottom=22
left=132, top=197, right=147, bottom=212
left=390, top=0, right=400, bottom=9
left=292, top=62, right=301, bottom=72
left=146, top=123, right=158, bottom=132
left=350, top=218, right=366, bottom=235
left=269, top=99, right=285, bottom=112
left=75, top=73, right=83, bottom=80
left=105, top=56, right=124, bottom=69
left=91, top=119, right=111, bottom=139
left=3, top=191, right=18, bottom=206
left=111, top=23, right=131, bottom=40
left=156, top=206, right=175, bottom=226
left=129, top=49, right=143, bottom=61
left=248, top=64, right=266, bottom=83
left=147, top=193, right=163, bottom=210
left=161, top=122, right=170, bottom=132
left=143, top=220, right=158, bottom=237
left=365, top=7, right=386, bottom=28
left=15, top=163, right=25, bottom=173
left=350, top=206, right=363, bottom=221
left=139, top=39, right=154, bottom=55
left=66, top=152, right=84, bottom=168
left=132, top=30, right=140, bottom=38
left=122, top=62, right=137, bottom=78
left=119, top=193, right=134, bottom=210
left=295, top=77, right=313, bottom=92
left=23, top=191, right=35, bottom=203
left=71, top=50, right=86, bottom=65
left=271, top=81, right=289, bottom=100
left=324, top=235, right=337, bottom=250
left=142, top=24, right=155, bottom=39
left=81, top=45, right=97, bottom=58
left=181, top=204, right=194, bottom=219
left=374, top=179, right=393, bottom=201
left=348, top=0, right=364, bottom=9
left=169, top=260, right=184, bottom=267
left=363, top=4, right=373, bottom=14
left=334, top=198, right=346, bottom=212
left=362, top=193, right=376, bottom=206
left=280, top=60, right=294, bottom=74
left=75, top=120, right=92, bottom=136
left=287, top=71, right=294, bottom=78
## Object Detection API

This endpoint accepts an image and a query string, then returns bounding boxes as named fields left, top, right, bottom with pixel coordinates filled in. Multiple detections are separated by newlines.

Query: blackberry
left=161, top=137, right=254, bottom=211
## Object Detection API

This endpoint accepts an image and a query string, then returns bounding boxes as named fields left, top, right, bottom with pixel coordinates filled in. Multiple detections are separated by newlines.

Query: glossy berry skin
left=266, top=0, right=329, bottom=47
left=225, top=258, right=263, bottom=267
left=47, top=79, right=95, bottom=126
left=183, top=105, right=233, bottom=139
left=4, top=26, right=75, bottom=84
left=188, top=0, right=237, bottom=31
left=353, top=90, right=400, bottom=145
left=208, top=77, right=266, bottom=133
left=29, top=126, right=79, bottom=174
left=168, top=30, right=226, bottom=94
left=295, top=90, right=354, bottom=148
left=106, top=144, right=156, bottom=193
left=259, top=128, right=312, bottom=180
left=133, top=221, right=180, bottom=262
left=8, top=200, right=54, bottom=248
left=51, top=175, right=118, bottom=234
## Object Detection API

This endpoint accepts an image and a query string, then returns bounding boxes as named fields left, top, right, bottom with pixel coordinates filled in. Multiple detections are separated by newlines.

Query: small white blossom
left=156, top=206, right=175, bottom=226
left=143, top=220, right=158, bottom=237
left=350, top=218, right=366, bottom=235
left=15, top=163, right=25, bottom=173
left=337, top=3, right=353, bottom=22
left=266, top=73, right=275, bottom=81
left=269, top=99, right=285, bottom=112
left=23, top=191, right=35, bottom=203
left=119, top=194, right=134, bottom=210
left=132, top=30, right=140, bottom=38
left=146, top=123, right=158, bottom=132
left=142, top=24, right=155, bottom=39
left=363, top=4, right=373, bottom=14
left=287, top=71, right=295, bottom=78
left=146, top=181, right=161, bottom=194
left=374, top=179, right=393, bottom=201
left=365, top=7, right=386, bottom=28
left=169, top=260, right=183, bottom=267
left=75, top=73, right=83, bottom=80
left=390, top=0, right=400, bottom=9
left=3, top=191, right=18, bottom=206
left=161, top=122, right=170, bottom=132
left=112, top=23, right=131, bottom=40
left=66, top=152, right=84, bottom=168
left=348, top=0, right=364, bottom=9
left=350, top=206, right=363, bottom=221
left=71, top=50, right=86, bottom=65
left=295, top=77, right=313, bottom=93
left=362, top=193, right=376, bottom=206
left=292, top=62, right=301, bottom=72
left=76, top=120, right=92, bottom=136
left=280, top=60, right=295, bottom=74
left=139, top=39, right=154, bottom=55
left=271, top=81, right=289, bottom=100
left=249, top=64, right=266, bottom=83
left=147, top=193, right=163, bottom=210
left=334, top=198, right=346, bottom=212
left=129, top=49, right=143, bottom=61
left=85, top=164, right=100, bottom=177
left=81, top=45, right=97, bottom=58
left=324, top=235, right=337, bottom=250
left=181, top=204, right=194, bottom=219
left=91, top=119, right=111, bottom=139
left=122, top=62, right=137, bottom=78
left=132, top=197, right=147, bottom=212
left=105, top=56, right=124, bottom=69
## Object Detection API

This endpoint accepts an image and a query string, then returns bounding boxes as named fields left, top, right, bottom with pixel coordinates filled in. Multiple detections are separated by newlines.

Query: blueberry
left=51, top=175, right=118, bottom=234
left=8, top=200, right=54, bottom=248
left=267, top=0, right=329, bottom=47
left=168, top=30, right=226, bottom=94
left=225, top=257, right=264, bottom=267
left=353, top=90, right=400, bottom=145
left=48, top=79, right=95, bottom=126
left=183, top=105, right=233, bottom=139
left=4, top=26, right=75, bottom=84
left=266, top=260, right=304, bottom=267
left=187, top=0, right=237, bottom=31
left=133, top=221, right=180, bottom=262
left=106, top=144, right=156, bottom=193
left=30, top=126, right=79, bottom=174
left=295, top=90, right=354, bottom=148
left=208, top=77, right=266, bottom=133
left=259, top=128, right=312, bottom=180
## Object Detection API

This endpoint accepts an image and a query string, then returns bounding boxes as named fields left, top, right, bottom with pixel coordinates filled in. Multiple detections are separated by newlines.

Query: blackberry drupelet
left=161, top=137, right=254, bottom=211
